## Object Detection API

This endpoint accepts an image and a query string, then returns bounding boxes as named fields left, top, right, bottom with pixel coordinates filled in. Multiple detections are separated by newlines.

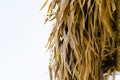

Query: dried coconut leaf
left=40, top=0, right=48, bottom=10
left=45, top=0, right=119, bottom=80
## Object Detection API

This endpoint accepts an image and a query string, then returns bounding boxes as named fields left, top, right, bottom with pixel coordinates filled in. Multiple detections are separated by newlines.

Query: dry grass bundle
left=42, top=0, right=120, bottom=80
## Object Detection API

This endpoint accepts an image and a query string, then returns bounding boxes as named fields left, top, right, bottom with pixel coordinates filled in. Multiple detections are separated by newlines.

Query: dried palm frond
left=43, top=0, right=120, bottom=80
left=116, top=0, right=120, bottom=72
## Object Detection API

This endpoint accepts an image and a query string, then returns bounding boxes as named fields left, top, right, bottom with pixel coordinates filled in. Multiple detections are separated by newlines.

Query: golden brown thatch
left=42, top=0, right=120, bottom=80
left=116, top=0, right=120, bottom=72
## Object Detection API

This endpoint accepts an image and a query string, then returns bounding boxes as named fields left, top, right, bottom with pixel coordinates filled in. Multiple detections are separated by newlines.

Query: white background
left=0, top=0, right=119, bottom=80
left=0, top=0, right=51, bottom=80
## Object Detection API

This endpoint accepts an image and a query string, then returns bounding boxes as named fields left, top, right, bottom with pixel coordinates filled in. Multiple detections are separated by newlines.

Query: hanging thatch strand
left=43, top=0, right=120, bottom=80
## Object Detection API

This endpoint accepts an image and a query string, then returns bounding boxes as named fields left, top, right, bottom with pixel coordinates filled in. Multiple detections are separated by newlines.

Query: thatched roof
left=42, top=0, right=120, bottom=80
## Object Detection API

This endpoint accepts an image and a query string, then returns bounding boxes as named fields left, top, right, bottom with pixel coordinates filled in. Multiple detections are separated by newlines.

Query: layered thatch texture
left=116, top=0, right=120, bottom=72
left=43, top=0, right=120, bottom=80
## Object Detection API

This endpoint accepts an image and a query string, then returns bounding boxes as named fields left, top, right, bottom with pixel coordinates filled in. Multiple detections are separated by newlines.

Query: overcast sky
left=0, top=0, right=119, bottom=80
left=0, top=0, right=51, bottom=80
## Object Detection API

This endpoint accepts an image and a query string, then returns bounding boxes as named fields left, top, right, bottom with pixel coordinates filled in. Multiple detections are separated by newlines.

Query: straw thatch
left=42, top=0, right=120, bottom=80
left=116, top=0, right=120, bottom=72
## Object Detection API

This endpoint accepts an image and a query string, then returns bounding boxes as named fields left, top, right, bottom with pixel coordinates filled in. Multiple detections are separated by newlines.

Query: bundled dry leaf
left=43, top=0, right=120, bottom=80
